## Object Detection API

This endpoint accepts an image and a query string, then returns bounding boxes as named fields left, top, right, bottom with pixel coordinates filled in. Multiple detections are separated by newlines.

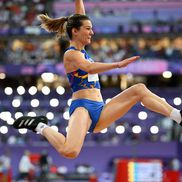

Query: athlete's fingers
left=126, top=56, right=140, bottom=62
left=118, top=56, right=140, bottom=68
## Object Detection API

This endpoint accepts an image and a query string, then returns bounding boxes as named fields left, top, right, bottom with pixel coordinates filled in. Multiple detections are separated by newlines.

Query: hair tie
left=65, top=16, right=69, bottom=21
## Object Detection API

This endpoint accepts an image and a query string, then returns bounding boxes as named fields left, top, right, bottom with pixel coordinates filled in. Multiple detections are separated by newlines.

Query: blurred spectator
left=171, top=158, right=181, bottom=171
left=0, top=150, right=11, bottom=182
left=0, top=36, right=182, bottom=65
left=38, top=150, right=52, bottom=182
left=0, top=1, right=182, bottom=65
left=0, top=0, right=182, bottom=35
left=0, top=41, right=9, bottom=64
left=16, top=150, right=35, bottom=182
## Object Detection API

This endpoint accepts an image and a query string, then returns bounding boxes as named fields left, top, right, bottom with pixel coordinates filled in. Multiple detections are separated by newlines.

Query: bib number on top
left=88, top=73, right=99, bottom=82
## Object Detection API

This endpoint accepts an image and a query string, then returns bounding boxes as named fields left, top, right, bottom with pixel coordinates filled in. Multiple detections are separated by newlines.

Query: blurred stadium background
left=0, top=0, right=182, bottom=181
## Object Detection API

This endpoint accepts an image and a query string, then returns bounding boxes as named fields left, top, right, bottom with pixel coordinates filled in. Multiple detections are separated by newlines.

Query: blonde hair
left=37, top=14, right=69, bottom=39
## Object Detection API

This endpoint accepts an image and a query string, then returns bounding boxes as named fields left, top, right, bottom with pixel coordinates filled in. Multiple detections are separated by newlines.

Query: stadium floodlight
left=0, top=111, right=12, bottom=121
left=41, top=72, right=55, bottom=83
left=18, top=129, right=27, bottom=134
left=132, top=125, right=141, bottom=134
left=173, top=97, right=182, bottom=106
left=67, top=99, right=72, bottom=106
left=42, top=86, right=50, bottom=95
left=15, top=112, right=23, bottom=119
left=50, top=98, right=59, bottom=107
left=150, top=126, right=159, bottom=134
left=51, top=125, right=59, bottom=132
left=27, top=112, right=36, bottom=117
left=63, top=111, right=70, bottom=120
left=28, top=86, right=37, bottom=95
left=31, top=99, right=39, bottom=107
left=57, top=166, right=68, bottom=174
left=0, top=126, right=8, bottom=134
left=56, top=86, right=65, bottom=95
left=162, top=71, right=172, bottom=78
left=100, top=128, right=108, bottom=133
left=12, top=99, right=21, bottom=108
left=115, top=125, right=125, bottom=134
left=138, top=111, right=148, bottom=120
left=7, top=118, right=15, bottom=125
left=46, top=112, right=54, bottom=120
left=17, top=86, right=25, bottom=95
left=105, top=98, right=111, bottom=104
left=4, top=87, right=13, bottom=95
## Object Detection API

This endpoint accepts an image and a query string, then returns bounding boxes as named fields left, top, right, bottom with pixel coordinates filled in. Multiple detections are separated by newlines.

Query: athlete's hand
left=117, top=56, right=140, bottom=68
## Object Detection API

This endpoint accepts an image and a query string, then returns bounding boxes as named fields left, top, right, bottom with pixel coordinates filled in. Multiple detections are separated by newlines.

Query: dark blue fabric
left=69, top=99, right=104, bottom=132
left=66, top=46, right=100, bottom=92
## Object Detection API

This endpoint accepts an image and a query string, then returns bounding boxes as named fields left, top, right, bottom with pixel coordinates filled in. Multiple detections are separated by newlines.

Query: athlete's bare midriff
left=72, top=88, right=103, bottom=102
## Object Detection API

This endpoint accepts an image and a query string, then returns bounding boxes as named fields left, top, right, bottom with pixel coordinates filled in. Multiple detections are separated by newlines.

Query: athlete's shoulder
left=64, top=49, right=84, bottom=62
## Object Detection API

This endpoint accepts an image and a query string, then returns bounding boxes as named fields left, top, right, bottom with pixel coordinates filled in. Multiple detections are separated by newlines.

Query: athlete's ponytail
left=38, top=14, right=69, bottom=38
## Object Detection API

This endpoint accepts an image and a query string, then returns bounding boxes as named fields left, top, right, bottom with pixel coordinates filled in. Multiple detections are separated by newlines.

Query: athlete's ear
left=72, top=28, right=78, bottom=35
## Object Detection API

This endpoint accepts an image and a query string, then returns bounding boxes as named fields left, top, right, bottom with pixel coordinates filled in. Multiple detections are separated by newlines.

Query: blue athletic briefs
left=69, top=99, right=104, bottom=132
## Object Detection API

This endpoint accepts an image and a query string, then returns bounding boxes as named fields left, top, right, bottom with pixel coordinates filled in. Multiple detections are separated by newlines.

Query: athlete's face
left=74, top=20, right=94, bottom=45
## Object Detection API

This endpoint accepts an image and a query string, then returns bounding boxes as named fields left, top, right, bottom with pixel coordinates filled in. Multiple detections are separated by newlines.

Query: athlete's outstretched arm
left=75, top=0, right=85, bottom=15
left=64, top=50, right=140, bottom=74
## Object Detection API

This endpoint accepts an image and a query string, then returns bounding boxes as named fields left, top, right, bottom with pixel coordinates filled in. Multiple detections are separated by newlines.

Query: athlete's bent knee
left=135, top=83, right=146, bottom=90
left=134, top=83, right=147, bottom=94
left=130, top=83, right=147, bottom=101
left=62, top=150, right=79, bottom=159
left=59, top=147, right=80, bottom=159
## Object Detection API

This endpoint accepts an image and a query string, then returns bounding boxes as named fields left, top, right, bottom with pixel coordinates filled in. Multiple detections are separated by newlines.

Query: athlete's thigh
left=94, top=86, right=139, bottom=132
left=66, top=107, right=92, bottom=150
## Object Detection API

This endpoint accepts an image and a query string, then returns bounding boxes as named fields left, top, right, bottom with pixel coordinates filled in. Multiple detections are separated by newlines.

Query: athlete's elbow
left=87, top=67, right=97, bottom=74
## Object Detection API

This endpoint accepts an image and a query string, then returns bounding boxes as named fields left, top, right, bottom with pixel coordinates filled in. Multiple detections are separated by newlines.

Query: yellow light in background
left=128, top=162, right=134, bottom=182
left=41, top=72, right=55, bottom=83
left=0, top=73, right=6, bottom=79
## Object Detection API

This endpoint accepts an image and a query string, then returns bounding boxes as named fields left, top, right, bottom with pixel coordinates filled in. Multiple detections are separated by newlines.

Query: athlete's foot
left=13, top=116, right=48, bottom=132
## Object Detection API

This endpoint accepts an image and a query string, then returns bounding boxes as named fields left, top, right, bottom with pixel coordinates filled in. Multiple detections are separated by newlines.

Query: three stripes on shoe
left=18, top=118, right=35, bottom=127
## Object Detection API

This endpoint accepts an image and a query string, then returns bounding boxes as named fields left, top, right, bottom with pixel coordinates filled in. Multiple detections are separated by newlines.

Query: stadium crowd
left=0, top=36, right=182, bottom=65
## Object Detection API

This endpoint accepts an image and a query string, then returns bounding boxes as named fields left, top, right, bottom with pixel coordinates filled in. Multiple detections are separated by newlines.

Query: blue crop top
left=66, top=46, right=101, bottom=92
